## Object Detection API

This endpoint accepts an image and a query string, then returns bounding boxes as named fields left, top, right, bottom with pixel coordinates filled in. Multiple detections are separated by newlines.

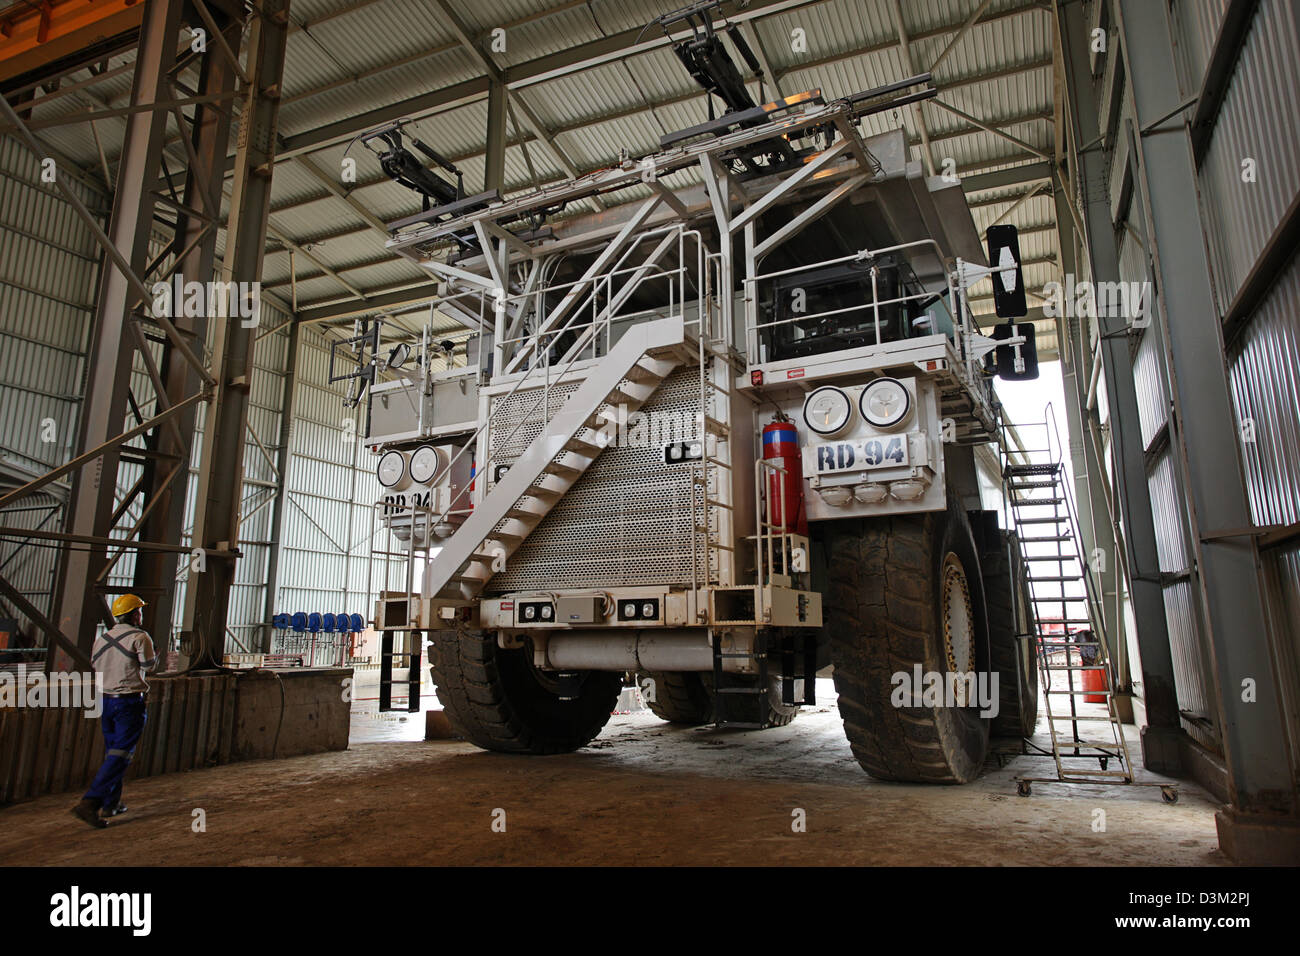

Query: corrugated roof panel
left=781, top=45, right=911, bottom=103
left=278, top=45, right=482, bottom=136
left=524, top=61, right=654, bottom=130
left=759, top=0, right=895, bottom=61
left=911, top=2, right=1051, bottom=79
left=270, top=195, right=368, bottom=241
left=493, top=4, right=608, bottom=68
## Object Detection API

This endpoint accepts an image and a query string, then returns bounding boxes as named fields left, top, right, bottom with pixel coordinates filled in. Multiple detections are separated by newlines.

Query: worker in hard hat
left=71, top=594, right=157, bottom=829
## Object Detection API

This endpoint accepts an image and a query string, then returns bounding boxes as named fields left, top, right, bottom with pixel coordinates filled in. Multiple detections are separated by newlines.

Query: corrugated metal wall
left=1191, top=0, right=1300, bottom=766
left=166, top=301, right=294, bottom=655
left=271, top=326, right=404, bottom=655
left=1199, top=0, right=1300, bottom=312
left=1115, top=223, right=1219, bottom=747
left=1227, top=251, right=1300, bottom=772
left=0, top=137, right=101, bottom=627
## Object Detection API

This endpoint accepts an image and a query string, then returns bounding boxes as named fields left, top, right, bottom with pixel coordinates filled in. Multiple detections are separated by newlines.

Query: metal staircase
left=425, top=315, right=689, bottom=603
left=1002, top=405, right=1134, bottom=791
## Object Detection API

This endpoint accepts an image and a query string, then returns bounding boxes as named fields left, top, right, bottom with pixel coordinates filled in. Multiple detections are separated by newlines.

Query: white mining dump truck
left=336, top=12, right=1054, bottom=784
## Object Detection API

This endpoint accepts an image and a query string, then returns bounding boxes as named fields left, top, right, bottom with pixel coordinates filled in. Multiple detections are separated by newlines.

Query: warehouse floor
left=0, top=680, right=1224, bottom=866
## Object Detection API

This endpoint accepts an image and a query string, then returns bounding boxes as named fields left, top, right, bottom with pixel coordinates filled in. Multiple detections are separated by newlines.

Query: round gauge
left=540, top=605, right=554, bottom=621
left=377, top=450, right=407, bottom=488
left=641, top=602, right=656, bottom=619
left=409, top=444, right=444, bottom=485
left=859, top=378, right=912, bottom=430
left=803, top=386, right=854, bottom=436
left=623, top=603, right=637, bottom=618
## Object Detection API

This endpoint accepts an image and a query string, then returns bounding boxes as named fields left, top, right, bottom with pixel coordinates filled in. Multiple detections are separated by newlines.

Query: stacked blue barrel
left=272, top=612, right=366, bottom=633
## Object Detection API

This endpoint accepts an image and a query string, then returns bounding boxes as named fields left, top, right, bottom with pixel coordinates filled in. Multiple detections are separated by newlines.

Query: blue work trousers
left=84, top=695, right=147, bottom=809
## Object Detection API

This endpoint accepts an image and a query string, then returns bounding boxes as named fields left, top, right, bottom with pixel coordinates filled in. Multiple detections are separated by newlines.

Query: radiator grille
left=486, top=365, right=724, bottom=592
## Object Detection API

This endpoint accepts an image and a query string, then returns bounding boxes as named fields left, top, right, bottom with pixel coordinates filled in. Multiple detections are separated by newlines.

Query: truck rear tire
left=723, top=675, right=799, bottom=727
left=429, top=628, right=622, bottom=754
left=983, top=530, right=1039, bottom=738
left=639, top=671, right=714, bottom=725
left=823, top=494, right=992, bottom=783
left=638, top=672, right=798, bottom=728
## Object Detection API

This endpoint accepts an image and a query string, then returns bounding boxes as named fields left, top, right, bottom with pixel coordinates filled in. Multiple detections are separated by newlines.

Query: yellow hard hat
left=111, top=594, right=146, bottom=617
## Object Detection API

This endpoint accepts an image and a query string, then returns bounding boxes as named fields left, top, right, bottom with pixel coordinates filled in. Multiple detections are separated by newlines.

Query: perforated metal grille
left=487, top=380, right=581, bottom=463
left=487, top=365, right=724, bottom=592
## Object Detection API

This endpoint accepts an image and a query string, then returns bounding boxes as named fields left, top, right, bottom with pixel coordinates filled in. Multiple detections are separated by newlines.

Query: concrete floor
left=0, top=678, right=1225, bottom=866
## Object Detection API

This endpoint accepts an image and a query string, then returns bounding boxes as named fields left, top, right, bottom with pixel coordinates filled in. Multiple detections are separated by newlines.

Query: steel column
left=134, top=2, right=245, bottom=648
left=485, top=79, right=507, bottom=193
left=180, top=0, right=291, bottom=668
left=1058, top=0, right=1182, bottom=770
left=260, top=317, right=301, bottom=652
left=51, top=0, right=187, bottom=658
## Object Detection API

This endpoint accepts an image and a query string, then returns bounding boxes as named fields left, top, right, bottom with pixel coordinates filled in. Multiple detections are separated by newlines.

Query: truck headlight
left=854, top=482, right=888, bottom=503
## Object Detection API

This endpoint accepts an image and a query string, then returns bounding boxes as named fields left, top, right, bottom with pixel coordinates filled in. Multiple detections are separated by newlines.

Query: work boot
left=72, top=799, right=107, bottom=829
left=101, top=803, right=129, bottom=819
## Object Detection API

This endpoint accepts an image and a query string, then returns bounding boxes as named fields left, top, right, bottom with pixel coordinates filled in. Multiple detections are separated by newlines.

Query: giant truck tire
left=982, top=530, right=1039, bottom=738
left=823, top=493, right=992, bottom=783
left=429, top=628, right=622, bottom=754
left=638, top=672, right=797, bottom=728
left=639, top=671, right=714, bottom=725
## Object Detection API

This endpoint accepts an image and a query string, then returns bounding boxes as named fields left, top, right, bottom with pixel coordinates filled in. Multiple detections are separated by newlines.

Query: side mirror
left=386, top=342, right=410, bottom=370
left=986, top=224, right=1027, bottom=319
left=987, top=322, right=1039, bottom=380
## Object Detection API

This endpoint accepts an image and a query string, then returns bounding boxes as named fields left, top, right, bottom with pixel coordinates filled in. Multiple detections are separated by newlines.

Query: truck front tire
left=823, top=494, right=993, bottom=783
left=430, top=628, right=621, bottom=754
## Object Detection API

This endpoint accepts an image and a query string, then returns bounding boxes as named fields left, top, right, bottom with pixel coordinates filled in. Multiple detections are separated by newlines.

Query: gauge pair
left=803, top=378, right=912, bottom=437
left=377, top=444, right=447, bottom=490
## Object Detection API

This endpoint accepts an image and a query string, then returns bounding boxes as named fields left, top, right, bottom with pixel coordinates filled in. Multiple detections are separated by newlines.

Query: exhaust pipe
left=544, top=630, right=750, bottom=673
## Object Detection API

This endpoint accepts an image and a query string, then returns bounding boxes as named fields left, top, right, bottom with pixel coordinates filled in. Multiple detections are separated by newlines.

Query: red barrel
left=762, top=420, right=808, bottom=536
left=1082, top=667, right=1108, bottom=703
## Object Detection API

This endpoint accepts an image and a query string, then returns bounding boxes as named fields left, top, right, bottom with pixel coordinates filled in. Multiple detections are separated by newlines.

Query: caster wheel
left=1099, top=757, right=1109, bottom=770
left=1161, top=787, right=1178, bottom=805
left=1017, top=780, right=1031, bottom=797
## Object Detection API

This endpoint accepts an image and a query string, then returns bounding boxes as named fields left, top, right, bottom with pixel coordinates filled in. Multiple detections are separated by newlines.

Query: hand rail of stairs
left=416, top=227, right=701, bottom=545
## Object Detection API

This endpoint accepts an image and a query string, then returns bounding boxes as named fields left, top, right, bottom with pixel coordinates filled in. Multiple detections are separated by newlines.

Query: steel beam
left=1058, top=0, right=1182, bottom=770
left=1052, top=181, right=1125, bottom=717
left=49, top=0, right=187, bottom=658
left=180, top=0, right=291, bottom=669
left=260, top=318, right=301, bottom=652
left=485, top=79, right=508, bottom=193
left=888, top=0, right=936, bottom=176
left=1116, top=0, right=1299, bottom=858
left=133, top=2, right=244, bottom=650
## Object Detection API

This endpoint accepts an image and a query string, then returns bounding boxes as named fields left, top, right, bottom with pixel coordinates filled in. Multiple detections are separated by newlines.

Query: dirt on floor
left=0, top=680, right=1226, bottom=866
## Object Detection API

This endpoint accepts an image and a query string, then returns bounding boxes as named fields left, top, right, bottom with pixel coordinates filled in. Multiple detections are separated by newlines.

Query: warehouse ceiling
left=11, top=0, right=1062, bottom=346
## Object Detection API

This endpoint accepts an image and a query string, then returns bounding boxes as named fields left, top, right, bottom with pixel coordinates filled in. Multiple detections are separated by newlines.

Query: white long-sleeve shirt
left=91, top=624, right=157, bottom=695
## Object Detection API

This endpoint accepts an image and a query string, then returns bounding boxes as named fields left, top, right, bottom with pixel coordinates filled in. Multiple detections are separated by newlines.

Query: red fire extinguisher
left=762, top=417, right=808, bottom=536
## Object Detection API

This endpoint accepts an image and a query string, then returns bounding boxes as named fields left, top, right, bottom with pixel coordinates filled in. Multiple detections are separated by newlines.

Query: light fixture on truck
left=854, top=482, right=888, bottom=503
left=890, top=478, right=928, bottom=501
left=818, top=486, right=853, bottom=507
